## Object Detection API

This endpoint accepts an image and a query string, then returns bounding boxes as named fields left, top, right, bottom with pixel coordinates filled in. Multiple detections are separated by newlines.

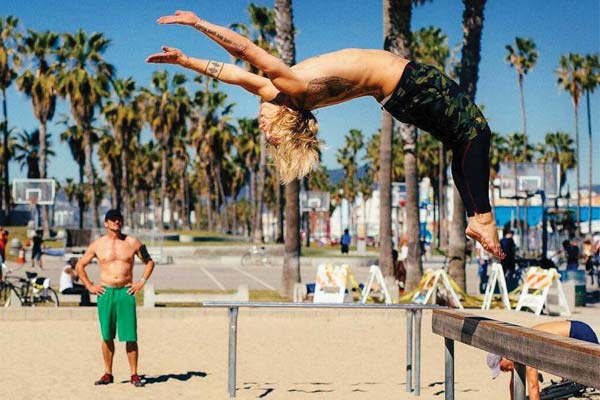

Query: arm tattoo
left=205, top=61, right=224, bottom=79
left=194, top=21, right=247, bottom=58
left=306, top=77, right=378, bottom=106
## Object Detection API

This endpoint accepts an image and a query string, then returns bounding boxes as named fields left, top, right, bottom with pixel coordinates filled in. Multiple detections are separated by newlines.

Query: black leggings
left=450, top=127, right=492, bottom=217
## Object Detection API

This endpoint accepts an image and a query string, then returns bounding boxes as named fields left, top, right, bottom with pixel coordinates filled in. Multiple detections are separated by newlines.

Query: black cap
left=104, top=209, right=123, bottom=221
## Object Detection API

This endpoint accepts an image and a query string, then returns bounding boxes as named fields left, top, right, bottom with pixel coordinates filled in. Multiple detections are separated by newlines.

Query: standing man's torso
left=93, top=234, right=140, bottom=287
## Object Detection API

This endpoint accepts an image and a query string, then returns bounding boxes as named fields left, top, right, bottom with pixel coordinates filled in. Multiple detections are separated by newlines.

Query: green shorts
left=382, top=61, right=489, bottom=145
left=97, top=286, right=137, bottom=342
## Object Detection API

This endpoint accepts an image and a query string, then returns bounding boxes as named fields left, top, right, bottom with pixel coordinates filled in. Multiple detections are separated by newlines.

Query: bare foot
left=466, top=212, right=505, bottom=259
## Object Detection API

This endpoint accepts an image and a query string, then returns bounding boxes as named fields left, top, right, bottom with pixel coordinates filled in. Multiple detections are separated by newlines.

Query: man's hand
left=86, top=284, right=105, bottom=295
left=127, top=281, right=145, bottom=295
left=156, top=10, right=199, bottom=26
left=146, top=46, right=186, bottom=65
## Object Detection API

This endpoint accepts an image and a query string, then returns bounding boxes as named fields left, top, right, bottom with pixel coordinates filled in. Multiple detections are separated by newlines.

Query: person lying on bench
left=486, top=320, right=598, bottom=400
left=59, top=257, right=92, bottom=306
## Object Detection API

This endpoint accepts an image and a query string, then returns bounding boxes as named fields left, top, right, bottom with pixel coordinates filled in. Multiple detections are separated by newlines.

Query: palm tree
left=233, top=4, right=277, bottom=243
left=57, top=30, right=114, bottom=228
left=274, top=0, right=300, bottom=298
left=13, top=129, right=56, bottom=178
left=505, top=37, right=538, bottom=152
left=102, top=77, right=142, bottom=223
left=97, top=130, right=120, bottom=206
left=141, top=70, right=190, bottom=230
left=505, top=132, right=535, bottom=162
left=59, top=121, right=86, bottom=228
left=412, top=26, right=450, bottom=249
left=449, top=0, right=487, bottom=290
left=556, top=53, right=585, bottom=235
left=235, top=117, right=261, bottom=235
left=337, top=129, right=364, bottom=238
left=0, top=16, right=21, bottom=220
left=582, top=54, right=599, bottom=234
left=536, top=131, right=576, bottom=195
left=489, top=131, right=508, bottom=206
left=16, top=29, right=60, bottom=235
left=383, top=0, right=428, bottom=291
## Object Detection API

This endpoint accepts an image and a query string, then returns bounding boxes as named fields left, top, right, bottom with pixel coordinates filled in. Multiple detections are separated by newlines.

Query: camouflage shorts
left=382, top=61, right=489, bottom=145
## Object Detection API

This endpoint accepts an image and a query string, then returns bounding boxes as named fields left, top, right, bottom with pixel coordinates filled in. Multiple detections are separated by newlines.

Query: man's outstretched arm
left=156, top=10, right=305, bottom=96
left=146, top=46, right=278, bottom=100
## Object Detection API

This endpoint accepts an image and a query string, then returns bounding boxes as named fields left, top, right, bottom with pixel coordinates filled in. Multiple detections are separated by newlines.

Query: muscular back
left=92, top=234, right=141, bottom=287
left=286, top=49, right=409, bottom=110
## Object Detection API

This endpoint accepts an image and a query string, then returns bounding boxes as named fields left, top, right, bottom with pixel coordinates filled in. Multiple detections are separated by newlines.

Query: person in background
left=340, top=229, right=351, bottom=255
left=31, top=230, right=44, bottom=270
left=500, top=229, right=518, bottom=291
left=60, top=257, right=92, bottom=306
left=561, top=239, right=579, bottom=271
left=476, top=240, right=489, bottom=294
left=392, top=249, right=406, bottom=294
left=0, top=228, right=7, bottom=266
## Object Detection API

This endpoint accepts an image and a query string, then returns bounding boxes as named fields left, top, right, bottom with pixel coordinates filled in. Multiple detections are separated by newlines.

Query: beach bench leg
left=445, top=338, right=454, bottom=400
left=228, top=307, right=239, bottom=398
left=513, top=362, right=527, bottom=400
left=415, top=309, right=422, bottom=396
left=406, top=310, right=414, bottom=393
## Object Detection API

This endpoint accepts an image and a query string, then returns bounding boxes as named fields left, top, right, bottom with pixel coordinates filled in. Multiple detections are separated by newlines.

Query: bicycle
left=240, top=245, right=272, bottom=267
left=0, top=270, right=59, bottom=307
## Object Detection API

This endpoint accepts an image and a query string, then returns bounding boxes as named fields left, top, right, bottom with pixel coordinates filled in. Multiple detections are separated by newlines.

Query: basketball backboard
left=498, top=163, right=560, bottom=199
left=300, top=191, right=330, bottom=213
left=12, top=179, right=56, bottom=205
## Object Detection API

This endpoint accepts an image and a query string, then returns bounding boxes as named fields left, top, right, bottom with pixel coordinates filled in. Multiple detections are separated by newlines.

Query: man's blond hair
left=266, top=106, right=320, bottom=184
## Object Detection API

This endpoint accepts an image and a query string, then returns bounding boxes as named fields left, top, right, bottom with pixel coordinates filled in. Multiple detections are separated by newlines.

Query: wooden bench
left=432, top=309, right=600, bottom=399
left=57, top=292, right=97, bottom=304
left=143, top=283, right=249, bottom=307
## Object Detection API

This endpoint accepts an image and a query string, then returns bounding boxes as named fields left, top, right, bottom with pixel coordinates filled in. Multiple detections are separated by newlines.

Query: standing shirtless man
left=76, top=209, right=154, bottom=387
left=146, top=10, right=504, bottom=258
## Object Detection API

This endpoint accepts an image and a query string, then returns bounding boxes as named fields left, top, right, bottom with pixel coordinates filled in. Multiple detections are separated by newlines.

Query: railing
left=203, top=301, right=442, bottom=398
left=432, top=309, right=600, bottom=400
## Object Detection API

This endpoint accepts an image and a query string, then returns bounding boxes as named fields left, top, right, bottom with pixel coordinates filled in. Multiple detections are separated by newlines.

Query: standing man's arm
left=76, top=243, right=105, bottom=295
left=155, top=10, right=305, bottom=96
left=127, top=241, right=155, bottom=295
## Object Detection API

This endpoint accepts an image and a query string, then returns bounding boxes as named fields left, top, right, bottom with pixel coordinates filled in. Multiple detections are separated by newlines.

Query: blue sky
left=3, top=0, right=600, bottom=188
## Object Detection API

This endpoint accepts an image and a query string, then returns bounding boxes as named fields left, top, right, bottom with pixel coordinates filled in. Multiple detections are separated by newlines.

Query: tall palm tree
left=232, top=4, right=277, bottom=243
left=57, top=30, right=114, bottom=228
left=504, top=132, right=535, bottom=162
left=97, top=130, right=120, bottom=206
left=0, top=16, right=21, bottom=220
left=235, top=117, right=261, bottom=235
left=141, top=70, right=190, bottom=230
left=505, top=37, right=538, bottom=152
left=582, top=54, right=599, bottom=234
left=449, top=0, right=487, bottom=290
left=16, top=29, right=60, bottom=235
left=274, top=0, right=300, bottom=298
left=412, top=26, right=451, bottom=250
left=556, top=53, right=585, bottom=235
left=102, top=77, right=142, bottom=223
left=489, top=131, right=508, bottom=207
left=337, top=129, right=364, bottom=237
left=384, top=0, right=428, bottom=291
left=59, top=120, right=87, bottom=228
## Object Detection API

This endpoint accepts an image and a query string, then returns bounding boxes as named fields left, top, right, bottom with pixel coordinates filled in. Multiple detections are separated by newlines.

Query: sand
left=1, top=307, right=599, bottom=400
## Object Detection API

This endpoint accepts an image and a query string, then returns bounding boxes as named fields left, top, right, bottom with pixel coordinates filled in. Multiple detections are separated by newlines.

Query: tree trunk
left=160, top=147, right=168, bottom=231
left=277, top=184, right=285, bottom=243
left=586, top=90, right=592, bottom=235
left=253, top=133, right=266, bottom=243
left=275, top=0, right=301, bottom=298
left=518, top=75, right=527, bottom=152
left=78, top=162, right=85, bottom=229
left=204, top=169, right=214, bottom=232
left=83, top=124, right=98, bottom=228
left=379, top=112, right=394, bottom=276
left=121, top=142, right=130, bottom=227
left=39, top=121, right=50, bottom=236
left=2, top=89, right=10, bottom=223
left=215, top=162, right=229, bottom=232
left=449, top=0, right=487, bottom=291
left=574, top=104, right=581, bottom=236
left=438, top=145, right=448, bottom=249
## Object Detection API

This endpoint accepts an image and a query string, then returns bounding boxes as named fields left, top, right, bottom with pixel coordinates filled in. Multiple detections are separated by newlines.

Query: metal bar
left=445, top=338, right=454, bottom=400
left=203, top=301, right=441, bottom=310
left=228, top=307, right=239, bottom=398
left=513, top=362, right=527, bottom=400
left=415, top=309, right=422, bottom=396
left=406, top=310, right=414, bottom=393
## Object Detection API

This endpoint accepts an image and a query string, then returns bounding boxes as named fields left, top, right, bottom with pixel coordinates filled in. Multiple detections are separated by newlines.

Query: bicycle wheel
left=241, top=253, right=254, bottom=267
left=43, top=288, right=60, bottom=307
left=261, top=255, right=272, bottom=267
left=3, top=286, right=23, bottom=307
